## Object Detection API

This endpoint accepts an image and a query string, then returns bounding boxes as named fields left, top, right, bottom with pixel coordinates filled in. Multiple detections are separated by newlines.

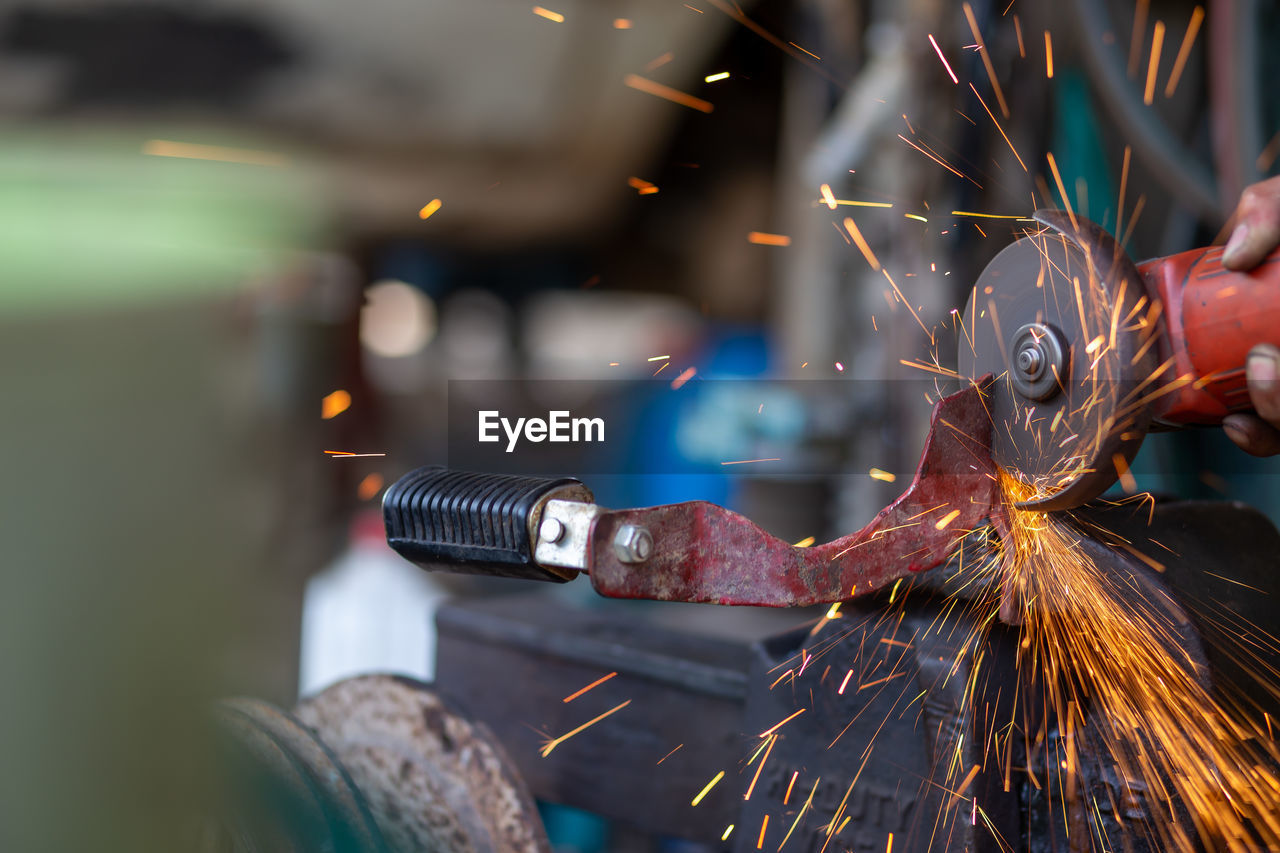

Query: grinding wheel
left=959, top=210, right=1161, bottom=510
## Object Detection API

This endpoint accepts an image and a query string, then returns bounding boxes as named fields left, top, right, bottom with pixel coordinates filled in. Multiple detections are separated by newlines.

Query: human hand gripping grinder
left=382, top=211, right=1280, bottom=613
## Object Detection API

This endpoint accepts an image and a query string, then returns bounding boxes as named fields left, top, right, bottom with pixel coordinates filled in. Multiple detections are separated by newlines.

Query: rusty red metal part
left=587, top=380, right=1004, bottom=606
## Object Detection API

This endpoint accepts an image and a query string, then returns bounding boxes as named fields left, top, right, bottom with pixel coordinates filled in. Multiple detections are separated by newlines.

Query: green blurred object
left=0, top=126, right=327, bottom=852
left=0, top=128, right=324, bottom=315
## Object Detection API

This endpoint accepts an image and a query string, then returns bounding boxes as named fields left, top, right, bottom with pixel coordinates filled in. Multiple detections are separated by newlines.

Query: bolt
left=1016, top=345, right=1043, bottom=378
left=539, top=515, right=566, bottom=544
left=613, top=524, right=653, bottom=564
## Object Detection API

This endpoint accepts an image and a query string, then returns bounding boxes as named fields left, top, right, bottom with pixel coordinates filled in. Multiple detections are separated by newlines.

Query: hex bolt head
left=613, top=524, right=653, bottom=564
left=539, top=516, right=566, bottom=544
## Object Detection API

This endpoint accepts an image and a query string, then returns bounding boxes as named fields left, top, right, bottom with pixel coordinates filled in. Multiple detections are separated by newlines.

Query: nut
left=612, top=524, right=653, bottom=564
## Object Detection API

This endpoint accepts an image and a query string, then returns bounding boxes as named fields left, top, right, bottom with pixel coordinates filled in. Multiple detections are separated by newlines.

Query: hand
left=1220, top=175, right=1280, bottom=456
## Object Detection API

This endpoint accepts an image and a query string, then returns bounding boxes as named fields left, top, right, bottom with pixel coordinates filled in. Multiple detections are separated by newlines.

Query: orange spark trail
left=321, top=389, right=351, bottom=419
left=743, top=734, right=776, bottom=800
left=721, top=457, right=782, bottom=466
left=748, top=231, right=791, bottom=246
left=882, top=269, right=934, bottom=344
left=1043, top=30, right=1054, bottom=78
left=897, top=135, right=979, bottom=187
left=1143, top=21, right=1165, bottom=105
left=962, top=3, right=1010, bottom=117
left=562, top=671, right=617, bottom=702
left=701, top=0, right=842, bottom=86
left=760, top=708, right=805, bottom=737
left=419, top=199, right=443, bottom=220
left=141, top=139, right=288, bottom=166
left=1013, top=15, right=1025, bottom=57
left=1164, top=6, right=1203, bottom=98
left=832, top=198, right=893, bottom=208
left=842, top=217, right=880, bottom=270
left=624, top=74, right=714, bottom=113
left=1128, top=0, right=1150, bottom=77
left=540, top=700, right=631, bottom=757
left=356, top=473, right=384, bottom=501
left=789, top=41, right=820, bottom=60
left=928, top=34, right=959, bottom=84
left=691, top=770, right=725, bottom=806
left=1045, top=152, right=1078, bottom=231
left=532, top=6, right=564, bottom=22
left=969, top=83, right=1027, bottom=172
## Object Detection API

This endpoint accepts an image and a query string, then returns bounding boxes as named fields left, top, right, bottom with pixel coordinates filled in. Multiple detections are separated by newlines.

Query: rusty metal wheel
left=211, top=676, right=550, bottom=853
left=295, top=675, right=551, bottom=853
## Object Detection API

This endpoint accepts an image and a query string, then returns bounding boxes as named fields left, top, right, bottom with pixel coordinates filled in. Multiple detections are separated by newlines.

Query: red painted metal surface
left=586, top=382, right=1003, bottom=607
left=1141, top=245, right=1280, bottom=424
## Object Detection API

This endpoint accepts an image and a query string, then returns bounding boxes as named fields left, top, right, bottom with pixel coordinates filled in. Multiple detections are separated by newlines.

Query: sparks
left=1164, top=7, right=1203, bottom=98
left=562, top=671, right=617, bottom=702
left=819, top=183, right=838, bottom=210
left=691, top=770, right=725, bottom=806
left=869, top=467, right=897, bottom=483
left=1043, top=30, right=1054, bottom=78
left=748, top=231, right=791, bottom=246
left=963, top=2, right=1010, bottom=116
left=935, top=509, right=962, bottom=530
left=1144, top=21, right=1165, bottom=105
left=418, top=199, right=443, bottom=220
left=356, top=473, right=384, bottom=501
left=928, top=34, right=959, bottom=84
left=540, top=700, right=631, bottom=757
left=842, top=217, right=880, bottom=270
left=759, top=708, right=805, bottom=737
left=704, top=71, right=730, bottom=82
left=532, top=6, right=565, bottom=22
left=141, top=139, right=288, bottom=167
left=788, top=41, right=820, bottom=60
left=321, top=389, right=352, bottom=420
left=624, top=74, right=714, bottom=113
left=970, top=83, right=1027, bottom=172
left=671, top=367, right=696, bottom=389
left=720, top=457, right=782, bottom=466
left=831, top=199, right=893, bottom=208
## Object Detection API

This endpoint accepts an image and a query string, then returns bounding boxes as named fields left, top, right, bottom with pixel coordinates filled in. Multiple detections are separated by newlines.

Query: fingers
left=1222, top=345, right=1280, bottom=455
left=1223, top=414, right=1280, bottom=456
left=1222, top=175, right=1280, bottom=270
left=1248, top=344, right=1280, bottom=424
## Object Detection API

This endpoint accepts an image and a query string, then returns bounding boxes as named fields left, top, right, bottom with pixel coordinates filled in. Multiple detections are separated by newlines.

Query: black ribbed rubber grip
left=383, top=466, right=584, bottom=582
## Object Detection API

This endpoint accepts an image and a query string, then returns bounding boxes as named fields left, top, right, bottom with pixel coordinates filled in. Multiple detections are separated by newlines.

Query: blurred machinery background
left=1, top=0, right=1276, bottom=850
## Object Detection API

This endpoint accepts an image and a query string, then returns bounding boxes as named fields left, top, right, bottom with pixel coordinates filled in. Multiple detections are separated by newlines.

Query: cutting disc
left=958, top=210, right=1161, bottom=511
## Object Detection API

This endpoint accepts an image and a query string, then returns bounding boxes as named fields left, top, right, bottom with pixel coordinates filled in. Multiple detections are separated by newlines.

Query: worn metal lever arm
left=587, top=383, right=1002, bottom=606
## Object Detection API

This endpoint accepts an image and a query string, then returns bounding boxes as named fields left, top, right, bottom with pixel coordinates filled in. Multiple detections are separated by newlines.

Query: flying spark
left=748, top=231, right=791, bottom=246
left=532, top=6, right=564, bottom=22
left=927, top=34, right=959, bottom=84
left=141, top=139, right=288, bottom=167
left=540, top=700, right=631, bottom=757
left=691, top=770, right=725, bottom=806
left=1164, top=7, right=1203, bottom=98
left=321, top=389, right=352, bottom=419
left=624, top=74, right=714, bottom=113
left=419, top=199, right=443, bottom=220
left=562, top=671, right=617, bottom=702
